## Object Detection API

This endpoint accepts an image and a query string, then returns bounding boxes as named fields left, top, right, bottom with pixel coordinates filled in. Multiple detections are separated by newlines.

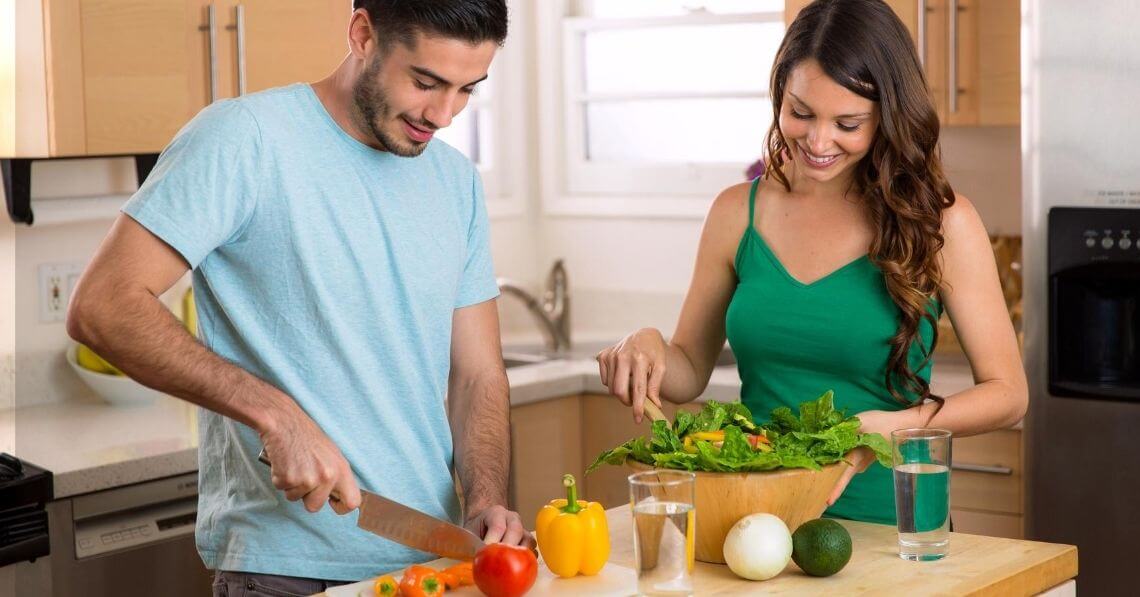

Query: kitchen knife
left=257, top=449, right=485, bottom=560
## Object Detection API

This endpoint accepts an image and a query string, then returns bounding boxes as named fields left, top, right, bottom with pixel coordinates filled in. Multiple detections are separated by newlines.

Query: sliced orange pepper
left=373, top=574, right=399, bottom=596
left=442, top=561, right=474, bottom=587
left=399, top=565, right=443, bottom=597
left=437, top=569, right=459, bottom=590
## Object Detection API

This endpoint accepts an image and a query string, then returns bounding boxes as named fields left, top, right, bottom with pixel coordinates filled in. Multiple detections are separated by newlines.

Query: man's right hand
left=259, top=404, right=362, bottom=515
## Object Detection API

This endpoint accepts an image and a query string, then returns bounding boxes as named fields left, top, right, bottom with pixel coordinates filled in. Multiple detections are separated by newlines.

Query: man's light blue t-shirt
left=122, top=83, right=499, bottom=581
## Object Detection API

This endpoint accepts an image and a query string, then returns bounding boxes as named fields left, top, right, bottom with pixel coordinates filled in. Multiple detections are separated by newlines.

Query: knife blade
left=257, top=449, right=485, bottom=560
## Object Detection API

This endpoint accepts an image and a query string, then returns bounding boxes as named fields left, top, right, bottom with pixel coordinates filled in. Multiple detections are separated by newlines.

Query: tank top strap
left=747, top=176, right=761, bottom=228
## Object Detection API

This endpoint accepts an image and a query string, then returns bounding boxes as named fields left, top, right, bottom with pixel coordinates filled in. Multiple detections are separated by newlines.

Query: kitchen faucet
left=496, top=259, right=570, bottom=353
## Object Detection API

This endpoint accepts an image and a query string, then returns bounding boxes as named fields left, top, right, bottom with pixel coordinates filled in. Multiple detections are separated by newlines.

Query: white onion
left=722, top=513, right=793, bottom=581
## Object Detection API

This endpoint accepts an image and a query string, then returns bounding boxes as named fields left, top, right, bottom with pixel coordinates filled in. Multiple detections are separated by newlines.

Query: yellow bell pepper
left=535, top=474, right=610, bottom=578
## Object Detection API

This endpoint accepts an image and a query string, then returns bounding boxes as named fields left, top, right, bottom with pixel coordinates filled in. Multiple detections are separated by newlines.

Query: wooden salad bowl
left=627, top=460, right=848, bottom=564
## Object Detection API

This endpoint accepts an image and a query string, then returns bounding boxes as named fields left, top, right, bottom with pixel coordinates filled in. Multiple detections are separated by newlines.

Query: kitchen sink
left=502, top=352, right=550, bottom=369
left=500, top=344, right=736, bottom=369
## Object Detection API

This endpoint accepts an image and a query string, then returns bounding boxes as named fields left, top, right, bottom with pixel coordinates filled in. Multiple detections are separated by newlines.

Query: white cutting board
left=323, top=558, right=638, bottom=597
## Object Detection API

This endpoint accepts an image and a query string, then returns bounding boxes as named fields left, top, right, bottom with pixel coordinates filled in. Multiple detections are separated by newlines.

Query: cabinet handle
left=949, top=0, right=962, bottom=113
left=199, top=4, right=218, bottom=103
left=916, top=0, right=927, bottom=68
left=226, top=5, right=247, bottom=96
left=951, top=462, right=1013, bottom=475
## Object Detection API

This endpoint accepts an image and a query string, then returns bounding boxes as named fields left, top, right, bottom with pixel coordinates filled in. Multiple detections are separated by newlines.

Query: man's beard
left=352, top=57, right=430, bottom=158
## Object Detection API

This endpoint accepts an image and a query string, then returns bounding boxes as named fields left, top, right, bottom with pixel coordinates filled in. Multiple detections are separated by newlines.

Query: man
left=66, top=1, right=531, bottom=593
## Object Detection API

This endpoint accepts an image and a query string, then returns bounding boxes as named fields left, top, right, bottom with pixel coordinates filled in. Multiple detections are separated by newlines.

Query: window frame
left=553, top=9, right=783, bottom=205
left=459, top=0, right=529, bottom=219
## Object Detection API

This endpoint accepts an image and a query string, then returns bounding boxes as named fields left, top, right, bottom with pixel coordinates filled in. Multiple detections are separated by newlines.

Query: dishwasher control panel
left=74, top=497, right=197, bottom=558
left=71, top=472, right=199, bottom=559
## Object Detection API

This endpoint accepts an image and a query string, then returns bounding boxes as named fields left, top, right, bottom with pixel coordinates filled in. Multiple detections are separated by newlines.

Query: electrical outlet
left=38, top=263, right=85, bottom=323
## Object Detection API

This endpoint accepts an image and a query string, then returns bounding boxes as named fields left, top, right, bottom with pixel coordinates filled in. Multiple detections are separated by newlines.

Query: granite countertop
left=5, top=349, right=983, bottom=500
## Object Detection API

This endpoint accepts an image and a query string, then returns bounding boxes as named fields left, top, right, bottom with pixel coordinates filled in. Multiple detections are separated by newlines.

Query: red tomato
left=473, top=544, right=538, bottom=597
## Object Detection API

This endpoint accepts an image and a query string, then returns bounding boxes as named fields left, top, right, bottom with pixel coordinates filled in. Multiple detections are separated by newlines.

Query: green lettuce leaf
left=585, top=391, right=894, bottom=477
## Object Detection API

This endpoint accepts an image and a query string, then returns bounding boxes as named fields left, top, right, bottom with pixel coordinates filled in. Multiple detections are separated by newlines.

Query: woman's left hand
left=825, top=409, right=910, bottom=507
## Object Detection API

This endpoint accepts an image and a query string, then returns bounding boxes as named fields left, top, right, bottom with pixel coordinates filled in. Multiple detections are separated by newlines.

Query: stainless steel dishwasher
left=16, top=471, right=212, bottom=596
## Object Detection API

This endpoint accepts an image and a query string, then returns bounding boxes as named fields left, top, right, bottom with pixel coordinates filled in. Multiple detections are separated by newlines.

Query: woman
left=595, top=0, right=1027, bottom=524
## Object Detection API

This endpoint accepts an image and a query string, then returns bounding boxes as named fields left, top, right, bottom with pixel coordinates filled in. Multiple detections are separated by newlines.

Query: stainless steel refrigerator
left=1023, top=1, right=1140, bottom=595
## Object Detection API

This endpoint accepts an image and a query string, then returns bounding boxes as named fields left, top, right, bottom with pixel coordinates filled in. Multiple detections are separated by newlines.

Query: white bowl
left=66, top=343, right=166, bottom=406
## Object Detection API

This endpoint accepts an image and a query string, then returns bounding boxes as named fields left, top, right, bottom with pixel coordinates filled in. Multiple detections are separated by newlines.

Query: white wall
left=941, top=126, right=1022, bottom=235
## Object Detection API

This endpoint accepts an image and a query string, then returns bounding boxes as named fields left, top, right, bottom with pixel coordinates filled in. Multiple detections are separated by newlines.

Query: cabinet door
left=218, top=0, right=351, bottom=96
left=785, top=1, right=1018, bottom=127
left=579, top=395, right=701, bottom=511
left=948, top=429, right=1023, bottom=538
left=73, top=0, right=213, bottom=154
left=509, top=395, right=584, bottom=526
left=951, top=508, right=1023, bottom=539
left=580, top=394, right=647, bottom=510
left=947, top=0, right=1019, bottom=126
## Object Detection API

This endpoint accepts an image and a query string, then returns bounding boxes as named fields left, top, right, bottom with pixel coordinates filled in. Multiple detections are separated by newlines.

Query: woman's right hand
left=596, top=328, right=668, bottom=423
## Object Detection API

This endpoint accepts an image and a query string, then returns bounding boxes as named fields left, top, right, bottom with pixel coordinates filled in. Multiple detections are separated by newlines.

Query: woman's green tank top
left=725, top=177, right=939, bottom=525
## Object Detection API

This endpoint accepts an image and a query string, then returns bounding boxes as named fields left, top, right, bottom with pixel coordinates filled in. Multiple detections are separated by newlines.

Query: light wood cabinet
left=784, top=0, right=1019, bottom=126
left=4, top=0, right=350, bottom=157
left=578, top=394, right=700, bottom=511
left=67, top=0, right=214, bottom=155
left=508, top=393, right=702, bottom=524
left=950, top=428, right=1023, bottom=538
left=578, top=394, right=645, bottom=510
left=508, top=395, right=584, bottom=526
left=225, top=1, right=349, bottom=95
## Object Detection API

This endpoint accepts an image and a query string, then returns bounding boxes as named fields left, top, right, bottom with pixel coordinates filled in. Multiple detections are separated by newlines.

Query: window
left=432, top=0, right=530, bottom=213
left=434, top=65, right=502, bottom=197
left=434, top=79, right=494, bottom=168
left=558, top=1, right=784, bottom=198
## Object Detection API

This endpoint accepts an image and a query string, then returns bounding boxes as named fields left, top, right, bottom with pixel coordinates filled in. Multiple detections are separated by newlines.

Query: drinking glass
left=628, top=470, right=696, bottom=596
left=892, top=428, right=952, bottom=561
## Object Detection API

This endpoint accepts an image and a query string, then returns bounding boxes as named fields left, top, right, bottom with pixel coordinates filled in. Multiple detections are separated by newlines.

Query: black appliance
left=1049, top=207, right=1140, bottom=401
left=0, top=453, right=53, bottom=567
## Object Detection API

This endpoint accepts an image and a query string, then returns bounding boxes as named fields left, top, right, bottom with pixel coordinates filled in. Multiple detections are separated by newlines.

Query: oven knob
left=1102, top=237, right=1115, bottom=249
left=1086, top=237, right=1096, bottom=248
left=1121, top=238, right=1133, bottom=250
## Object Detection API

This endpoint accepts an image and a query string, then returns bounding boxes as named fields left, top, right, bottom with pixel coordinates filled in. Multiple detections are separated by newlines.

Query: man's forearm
left=68, top=286, right=293, bottom=433
left=449, top=370, right=511, bottom=516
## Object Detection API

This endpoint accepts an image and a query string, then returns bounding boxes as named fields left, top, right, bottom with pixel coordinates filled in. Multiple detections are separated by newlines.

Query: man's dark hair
left=353, top=0, right=509, bottom=49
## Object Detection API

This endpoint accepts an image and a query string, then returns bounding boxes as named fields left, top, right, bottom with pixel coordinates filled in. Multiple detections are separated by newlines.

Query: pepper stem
left=560, top=474, right=582, bottom=514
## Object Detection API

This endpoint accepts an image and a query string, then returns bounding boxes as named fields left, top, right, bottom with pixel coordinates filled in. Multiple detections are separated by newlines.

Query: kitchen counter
left=324, top=504, right=1077, bottom=596
left=2, top=394, right=199, bottom=498
left=603, top=505, right=1075, bottom=595
left=4, top=349, right=981, bottom=499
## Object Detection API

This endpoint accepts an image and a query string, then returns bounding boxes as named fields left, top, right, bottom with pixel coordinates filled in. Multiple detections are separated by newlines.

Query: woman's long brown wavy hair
left=763, top=0, right=955, bottom=410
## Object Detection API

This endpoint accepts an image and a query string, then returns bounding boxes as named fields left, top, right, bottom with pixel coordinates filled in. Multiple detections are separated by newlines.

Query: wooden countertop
left=604, top=505, right=1077, bottom=595
left=323, top=505, right=1077, bottom=596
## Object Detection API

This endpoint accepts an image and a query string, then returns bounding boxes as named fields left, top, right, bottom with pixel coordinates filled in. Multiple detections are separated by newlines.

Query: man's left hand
left=465, top=505, right=537, bottom=551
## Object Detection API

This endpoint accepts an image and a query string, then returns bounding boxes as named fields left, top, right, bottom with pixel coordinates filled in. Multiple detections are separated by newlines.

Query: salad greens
left=586, top=390, right=892, bottom=474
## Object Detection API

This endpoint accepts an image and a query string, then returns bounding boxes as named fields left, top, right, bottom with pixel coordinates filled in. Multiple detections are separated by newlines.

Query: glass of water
left=628, top=470, right=696, bottom=596
left=892, top=428, right=952, bottom=561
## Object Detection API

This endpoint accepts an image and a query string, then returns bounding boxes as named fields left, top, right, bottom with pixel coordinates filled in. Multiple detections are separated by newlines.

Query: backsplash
left=937, top=234, right=1023, bottom=356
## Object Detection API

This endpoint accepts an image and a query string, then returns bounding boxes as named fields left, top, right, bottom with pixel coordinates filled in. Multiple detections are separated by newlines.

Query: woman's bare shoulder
left=941, top=193, right=987, bottom=244
left=697, top=181, right=758, bottom=260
